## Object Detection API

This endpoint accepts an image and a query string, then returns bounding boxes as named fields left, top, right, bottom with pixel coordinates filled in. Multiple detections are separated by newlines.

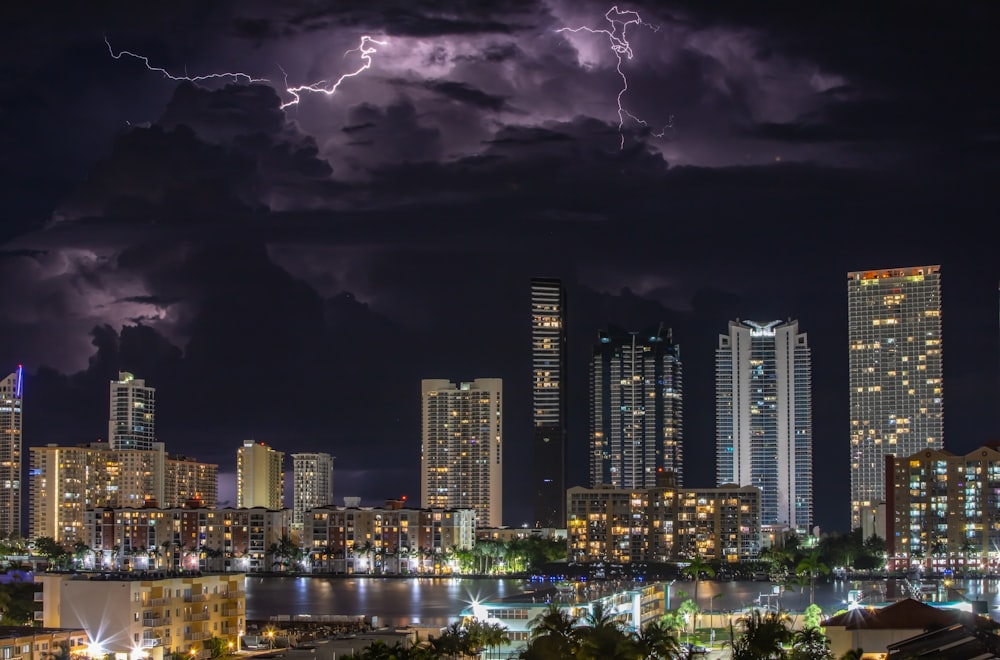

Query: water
left=245, top=576, right=1000, bottom=627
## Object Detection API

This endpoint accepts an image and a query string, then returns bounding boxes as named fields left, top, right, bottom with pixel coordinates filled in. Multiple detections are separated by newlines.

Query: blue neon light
left=15, top=365, right=22, bottom=399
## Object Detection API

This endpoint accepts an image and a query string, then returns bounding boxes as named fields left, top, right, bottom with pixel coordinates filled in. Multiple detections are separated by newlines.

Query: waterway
left=245, top=576, right=1000, bottom=627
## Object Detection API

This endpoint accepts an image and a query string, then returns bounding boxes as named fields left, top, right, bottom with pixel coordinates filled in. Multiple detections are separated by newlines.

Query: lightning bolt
left=104, top=35, right=386, bottom=110
left=557, top=6, right=673, bottom=149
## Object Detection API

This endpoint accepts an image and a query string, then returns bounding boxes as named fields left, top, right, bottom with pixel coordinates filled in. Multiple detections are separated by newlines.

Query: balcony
left=221, top=606, right=241, bottom=617
left=140, top=638, right=163, bottom=648
left=184, top=612, right=211, bottom=622
left=184, top=594, right=209, bottom=602
left=221, top=590, right=246, bottom=600
left=142, top=617, right=164, bottom=627
left=146, top=597, right=170, bottom=606
left=34, top=592, right=44, bottom=602
left=184, top=632, right=211, bottom=642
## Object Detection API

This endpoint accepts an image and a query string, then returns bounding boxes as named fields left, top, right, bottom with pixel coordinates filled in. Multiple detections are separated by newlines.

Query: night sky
left=1, top=1, right=998, bottom=534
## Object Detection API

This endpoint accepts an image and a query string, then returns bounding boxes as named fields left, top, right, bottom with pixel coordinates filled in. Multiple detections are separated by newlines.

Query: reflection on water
left=245, top=576, right=1000, bottom=627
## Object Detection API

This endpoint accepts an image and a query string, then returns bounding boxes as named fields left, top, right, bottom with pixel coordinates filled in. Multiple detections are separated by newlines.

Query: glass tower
left=292, top=452, right=334, bottom=528
left=531, top=277, right=566, bottom=528
left=848, top=265, right=943, bottom=531
left=589, top=326, right=683, bottom=489
left=716, top=320, right=813, bottom=533
left=0, top=366, right=23, bottom=535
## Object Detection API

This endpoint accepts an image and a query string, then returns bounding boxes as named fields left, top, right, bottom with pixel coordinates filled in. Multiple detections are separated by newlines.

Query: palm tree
left=796, top=550, right=830, bottom=607
left=358, top=541, right=375, bottom=574
left=789, top=625, right=833, bottom=660
left=522, top=603, right=579, bottom=659
left=681, top=554, right=716, bottom=612
left=576, top=602, right=637, bottom=660
left=728, top=609, right=792, bottom=660
left=634, top=618, right=681, bottom=659
left=839, top=649, right=864, bottom=660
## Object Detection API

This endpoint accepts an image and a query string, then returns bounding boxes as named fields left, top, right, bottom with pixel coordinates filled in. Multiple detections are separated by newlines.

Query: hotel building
left=589, top=326, right=683, bottom=489
left=849, top=266, right=943, bottom=531
left=292, top=452, right=334, bottom=529
left=421, top=379, right=503, bottom=528
left=531, top=277, right=567, bottom=529
left=0, top=366, right=23, bottom=536
left=715, top=319, right=813, bottom=533
left=236, top=440, right=284, bottom=510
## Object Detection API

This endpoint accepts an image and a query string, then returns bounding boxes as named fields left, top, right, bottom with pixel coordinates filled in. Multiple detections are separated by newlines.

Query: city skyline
left=1, top=2, right=998, bottom=534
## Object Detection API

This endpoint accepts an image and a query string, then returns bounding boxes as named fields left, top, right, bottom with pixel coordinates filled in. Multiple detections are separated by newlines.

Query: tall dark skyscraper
left=589, top=325, right=683, bottom=489
left=531, top=278, right=567, bottom=528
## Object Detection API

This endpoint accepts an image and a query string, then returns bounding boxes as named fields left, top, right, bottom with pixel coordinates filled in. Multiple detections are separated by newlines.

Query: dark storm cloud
left=410, top=80, right=510, bottom=111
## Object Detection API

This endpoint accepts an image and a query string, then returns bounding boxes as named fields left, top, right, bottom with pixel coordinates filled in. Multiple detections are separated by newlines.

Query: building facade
left=0, top=366, right=23, bottom=536
left=236, top=440, right=284, bottom=510
left=421, top=379, right=503, bottom=528
left=303, top=502, right=476, bottom=574
left=291, top=452, right=334, bottom=529
left=109, top=372, right=156, bottom=451
left=84, top=505, right=292, bottom=573
left=589, top=326, right=683, bottom=489
left=36, top=572, right=246, bottom=659
left=30, top=443, right=216, bottom=544
left=849, top=266, right=943, bottom=530
left=0, top=627, right=88, bottom=660
left=531, top=277, right=567, bottom=529
left=887, top=445, right=1000, bottom=573
left=566, top=483, right=761, bottom=563
left=715, top=319, right=813, bottom=533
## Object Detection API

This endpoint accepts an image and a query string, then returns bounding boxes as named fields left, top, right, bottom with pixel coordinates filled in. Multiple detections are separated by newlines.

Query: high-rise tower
left=0, top=366, right=23, bottom=535
left=292, top=452, right=334, bottom=529
left=421, top=378, right=503, bottom=528
left=716, top=320, right=813, bottom=533
left=237, top=440, right=285, bottom=510
left=848, top=265, right=943, bottom=531
left=531, top=278, right=567, bottom=528
left=589, top=326, right=683, bottom=489
left=109, top=372, right=155, bottom=451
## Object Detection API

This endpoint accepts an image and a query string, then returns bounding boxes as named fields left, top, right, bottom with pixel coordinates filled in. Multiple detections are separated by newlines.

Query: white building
left=421, top=379, right=503, bottom=528
left=0, top=366, right=23, bottom=536
left=236, top=440, right=284, bottom=510
left=109, top=372, right=156, bottom=451
left=848, top=266, right=943, bottom=531
left=716, top=319, right=813, bottom=533
left=292, top=452, right=334, bottom=529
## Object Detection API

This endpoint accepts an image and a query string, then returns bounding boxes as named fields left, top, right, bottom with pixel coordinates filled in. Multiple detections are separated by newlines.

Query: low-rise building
left=35, top=572, right=246, bottom=660
left=567, top=483, right=761, bottom=563
left=0, top=627, right=88, bottom=660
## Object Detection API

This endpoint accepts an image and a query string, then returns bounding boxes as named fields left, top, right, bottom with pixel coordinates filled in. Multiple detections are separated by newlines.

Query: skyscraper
left=237, top=440, right=285, bottom=510
left=109, top=372, right=155, bottom=451
left=715, top=319, right=813, bottom=533
left=421, top=378, right=503, bottom=528
left=848, top=265, right=943, bottom=531
left=589, top=326, right=683, bottom=489
left=0, top=366, right=23, bottom=535
left=531, top=277, right=567, bottom=528
left=292, top=452, right=334, bottom=528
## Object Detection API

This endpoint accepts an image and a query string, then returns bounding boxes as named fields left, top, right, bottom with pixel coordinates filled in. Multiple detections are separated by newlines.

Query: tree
left=634, top=618, right=681, bottom=660
left=575, top=602, right=638, bottom=660
left=789, top=625, right=833, bottom=660
left=205, top=637, right=226, bottom=659
left=728, top=609, right=792, bottom=660
left=796, top=550, right=830, bottom=607
left=34, top=536, right=71, bottom=569
left=838, top=649, right=864, bottom=660
left=521, top=603, right=579, bottom=659
left=681, top=554, right=716, bottom=612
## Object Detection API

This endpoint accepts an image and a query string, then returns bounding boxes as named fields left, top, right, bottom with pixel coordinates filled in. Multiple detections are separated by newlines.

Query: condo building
left=716, top=319, right=813, bottom=533
left=531, top=277, right=567, bottom=528
left=421, top=378, right=503, bottom=528
left=849, top=266, right=943, bottom=530
left=236, top=440, right=285, bottom=510
left=109, top=371, right=156, bottom=450
left=292, top=452, right=334, bottom=529
left=589, top=326, right=683, bottom=489
left=0, top=366, right=23, bottom=536
left=566, top=483, right=761, bottom=563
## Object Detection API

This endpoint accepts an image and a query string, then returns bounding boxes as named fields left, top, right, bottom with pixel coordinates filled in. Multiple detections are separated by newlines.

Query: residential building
left=0, top=627, right=88, bottom=660
left=29, top=443, right=216, bottom=544
left=291, top=452, right=334, bottom=529
left=236, top=440, right=284, bottom=510
left=715, top=319, right=813, bottom=533
left=109, top=372, right=156, bottom=451
left=421, top=379, right=503, bottom=528
left=849, top=265, right=943, bottom=531
left=35, top=572, right=246, bottom=659
left=589, top=326, right=683, bottom=489
left=303, top=501, right=476, bottom=574
left=531, top=277, right=567, bottom=528
left=84, top=505, right=292, bottom=573
left=566, top=483, right=761, bottom=563
left=886, top=444, right=1000, bottom=572
left=0, top=366, right=23, bottom=536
